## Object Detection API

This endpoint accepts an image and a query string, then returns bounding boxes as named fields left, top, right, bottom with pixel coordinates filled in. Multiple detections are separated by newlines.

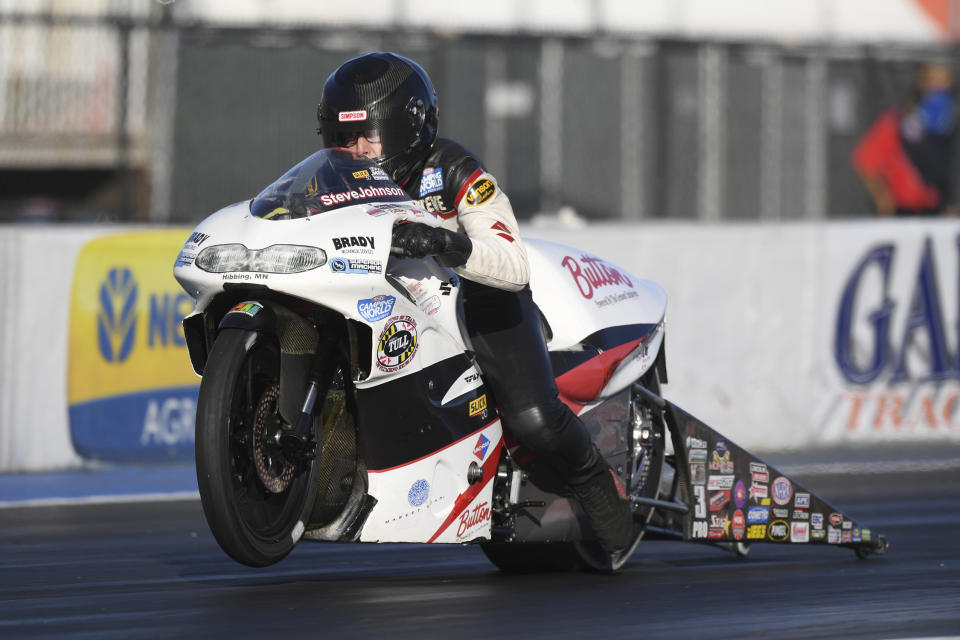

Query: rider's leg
left=461, top=281, right=633, bottom=553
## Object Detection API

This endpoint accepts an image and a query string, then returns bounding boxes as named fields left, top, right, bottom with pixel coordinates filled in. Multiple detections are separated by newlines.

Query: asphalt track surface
left=1, top=448, right=958, bottom=639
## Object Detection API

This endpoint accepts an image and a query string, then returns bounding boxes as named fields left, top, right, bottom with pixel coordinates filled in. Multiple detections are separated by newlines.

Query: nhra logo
left=98, top=268, right=138, bottom=363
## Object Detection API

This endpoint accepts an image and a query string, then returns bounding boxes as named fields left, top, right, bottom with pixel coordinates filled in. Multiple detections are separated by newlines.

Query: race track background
left=1, top=445, right=957, bottom=640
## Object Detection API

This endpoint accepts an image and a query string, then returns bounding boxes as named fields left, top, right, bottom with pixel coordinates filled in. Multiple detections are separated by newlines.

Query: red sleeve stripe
left=455, top=168, right=485, bottom=208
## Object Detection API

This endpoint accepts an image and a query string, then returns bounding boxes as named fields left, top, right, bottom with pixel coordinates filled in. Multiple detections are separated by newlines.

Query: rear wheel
left=574, top=366, right=666, bottom=571
left=195, top=328, right=321, bottom=567
left=482, top=366, right=667, bottom=573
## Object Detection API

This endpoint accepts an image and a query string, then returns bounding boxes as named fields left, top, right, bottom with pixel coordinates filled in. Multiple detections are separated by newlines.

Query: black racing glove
left=392, top=222, right=473, bottom=268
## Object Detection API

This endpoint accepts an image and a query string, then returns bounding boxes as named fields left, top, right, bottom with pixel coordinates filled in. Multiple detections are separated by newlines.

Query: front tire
left=195, top=329, right=320, bottom=567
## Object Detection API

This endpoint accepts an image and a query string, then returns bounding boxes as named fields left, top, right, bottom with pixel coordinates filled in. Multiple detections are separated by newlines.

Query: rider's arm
left=452, top=171, right=529, bottom=291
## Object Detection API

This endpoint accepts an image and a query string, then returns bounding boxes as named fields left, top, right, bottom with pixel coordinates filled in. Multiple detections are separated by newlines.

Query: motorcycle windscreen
left=249, top=148, right=410, bottom=220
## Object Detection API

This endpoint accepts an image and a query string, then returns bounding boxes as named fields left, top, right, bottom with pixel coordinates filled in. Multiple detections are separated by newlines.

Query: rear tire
left=575, top=366, right=666, bottom=572
left=195, top=329, right=321, bottom=567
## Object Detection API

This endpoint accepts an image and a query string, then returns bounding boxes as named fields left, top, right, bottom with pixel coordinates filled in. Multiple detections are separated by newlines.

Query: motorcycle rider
left=316, top=52, right=634, bottom=554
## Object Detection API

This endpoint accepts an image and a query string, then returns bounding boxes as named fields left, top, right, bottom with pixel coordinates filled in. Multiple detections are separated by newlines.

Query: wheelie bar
left=631, top=383, right=888, bottom=559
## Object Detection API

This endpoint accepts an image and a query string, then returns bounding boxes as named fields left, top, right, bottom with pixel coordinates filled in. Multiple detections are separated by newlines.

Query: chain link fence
left=1, top=10, right=957, bottom=223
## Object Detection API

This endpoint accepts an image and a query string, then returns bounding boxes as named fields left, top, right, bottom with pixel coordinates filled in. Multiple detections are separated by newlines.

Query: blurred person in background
left=316, top=52, right=634, bottom=554
left=852, top=61, right=957, bottom=216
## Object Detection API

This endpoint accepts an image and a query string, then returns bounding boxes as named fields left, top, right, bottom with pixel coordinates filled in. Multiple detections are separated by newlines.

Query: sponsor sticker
left=794, top=492, right=811, bottom=509
left=688, top=448, right=707, bottom=463
left=811, top=512, right=824, bottom=529
left=420, top=295, right=440, bottom=316
left=772, top=477, right=793, bottom=506
left=733, top=480, right=747, bottom=509
left=852, top=527, right=862, bottom=543
left=692, top=520, right=708, bottom=539
left=811, top=529, right=826, bottom=541
left=330, top=257, right=382, bottom=274
left=708, top=514, right=730, bottom=539
left=332, top=235, right=376, bottom=252
left=228, top=301, right=262, bottom=316
left=862, top=528, right=872, bottom=543
left=419, top=167, right=443, bottom=197
left=772, top=507, right=790, bottom=519
left=791, top=521, right=810, bottom=543
left=792, top=509, right=809, bottom=521
left=693, top=485, right=707, bottom=519
left=319, top=185, right=406, bottom=207
left=690, top=462, right=706, bottom=485
left=750, top=481, right=768, bottom=501
left=469, top=394, right=487, bottom=418
left=465, top=178, right=496, bottom=206
left=456, top=500, right=491, bottom=539
left=686, top=436, right=707, bottom=449
left=474, top=433, right=490, bottom=461
left=768, top=520, right=789, bottom=542
left=827, top=526, right=841, bottom=544
left=376, top=315, right=418, bottom=373
left=732, top=510, right=745, bottom=540
left=747, top=506, right=769, bottom=523
left=841, top=530, right=853, bottom=544
left=357, top=294, right=395, bottom=322
left=829, top=512, right=843, bottom=527
left=407, top=478, right=429, bottom=507
left=338, top=110, right=367, bottom=122
left=352, top=169, right=371, bottom=180
left=370, top=166, right=390, bottom=180
left=842, top=520, right=852, bottom=530
left=707, top=475, right=735, bottom=490
left=709, top=449, right=734, bottom=473
left=709, top=490, right=730, bottom=511
left=747, top=524, right=767, bottom=540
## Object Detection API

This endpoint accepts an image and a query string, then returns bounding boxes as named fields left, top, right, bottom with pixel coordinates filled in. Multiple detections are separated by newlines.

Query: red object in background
left=852, top=109, right=941, bottom=211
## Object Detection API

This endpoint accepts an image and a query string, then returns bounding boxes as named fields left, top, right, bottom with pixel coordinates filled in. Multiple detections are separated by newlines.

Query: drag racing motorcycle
left=174, top=148, right=888, bottom=572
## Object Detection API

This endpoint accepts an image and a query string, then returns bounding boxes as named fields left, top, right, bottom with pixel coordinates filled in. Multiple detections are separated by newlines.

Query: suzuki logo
left=98, top=267, right=138, bottom=363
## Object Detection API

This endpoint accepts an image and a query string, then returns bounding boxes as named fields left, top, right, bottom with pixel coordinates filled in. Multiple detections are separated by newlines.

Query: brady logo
left=357, top=295, right=395, bottom=322
left=187, top=231, right=209, bottom=246
left=332, top=236, right=375, bottom=251
left=474, top=433, right=490, bottom=461
left=338, top=110, right=367, bottom=122
left=419, top=167, right=443, bottom=197
left=561, top=254, right=633, bottom=300
left=408, top=479, right=429, bottom=507
left=98, top=268, right=138, bottom=363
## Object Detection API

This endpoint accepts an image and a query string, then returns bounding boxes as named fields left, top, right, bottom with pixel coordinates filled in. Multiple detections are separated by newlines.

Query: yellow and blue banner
left=68, top=230, right=199, bottom=462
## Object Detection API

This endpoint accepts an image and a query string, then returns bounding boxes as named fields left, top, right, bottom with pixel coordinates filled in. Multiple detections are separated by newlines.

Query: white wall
left=2, top=219, right=958, bottom=472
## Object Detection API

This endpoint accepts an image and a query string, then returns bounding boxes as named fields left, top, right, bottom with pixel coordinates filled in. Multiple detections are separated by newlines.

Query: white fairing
left=526, top=238, right=668, bottom=402
left=361, top=421, right=500, bottom=543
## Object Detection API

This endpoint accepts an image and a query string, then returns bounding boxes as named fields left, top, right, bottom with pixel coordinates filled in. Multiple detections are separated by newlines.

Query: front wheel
left=195, top=328, right=320, bottom=567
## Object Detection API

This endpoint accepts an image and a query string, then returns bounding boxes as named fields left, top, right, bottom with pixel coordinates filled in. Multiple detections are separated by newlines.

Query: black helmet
left=317, top=52, right=438, bottom=185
